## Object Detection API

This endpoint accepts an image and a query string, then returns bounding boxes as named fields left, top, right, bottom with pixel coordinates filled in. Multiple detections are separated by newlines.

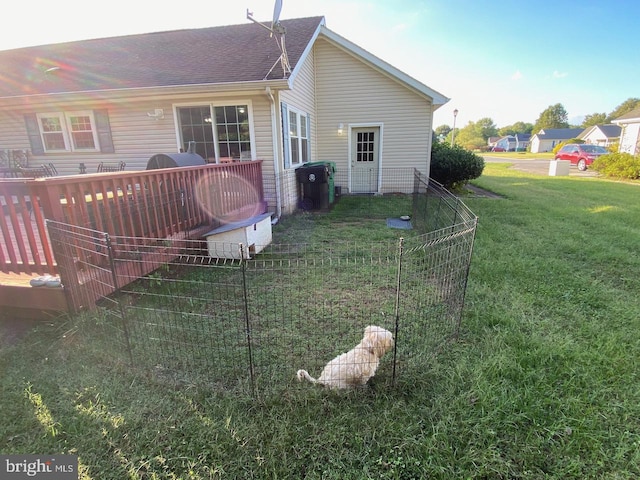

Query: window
left=286, top=108, right=310, bottom=167
left=216, top=106, right=251, bottom=159
left=36, top=111, right=99, bottom=152
left=356, top=131, right=375, bottom=162
left=177, top=104, right=252, bottom=162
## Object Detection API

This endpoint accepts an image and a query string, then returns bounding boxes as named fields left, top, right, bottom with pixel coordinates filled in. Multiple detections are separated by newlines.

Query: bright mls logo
left=1, top=455, right=77, bottom=479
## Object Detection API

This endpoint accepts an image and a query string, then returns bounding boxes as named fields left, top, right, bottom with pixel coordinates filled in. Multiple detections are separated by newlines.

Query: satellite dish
left=246, top=0, right=291, bottom=78
left=272, top=0, right=283, bottom=29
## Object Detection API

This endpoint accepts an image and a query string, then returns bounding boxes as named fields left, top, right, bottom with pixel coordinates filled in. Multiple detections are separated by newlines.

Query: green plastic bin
left=306, top=161, right=336, bottom=204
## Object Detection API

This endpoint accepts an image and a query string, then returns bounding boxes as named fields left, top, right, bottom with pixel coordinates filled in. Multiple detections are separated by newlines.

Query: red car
left=554, top=144, right=608, bottom=171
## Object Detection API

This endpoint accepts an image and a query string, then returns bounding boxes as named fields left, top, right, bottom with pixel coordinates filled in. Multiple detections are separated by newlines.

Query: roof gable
left=0, top=17, right=324, bottom=98
left=613, top=106, right=640, bottom=123
left=579, top=124, right=621, bottom=139
left=315, top=26, right=448, bottom=106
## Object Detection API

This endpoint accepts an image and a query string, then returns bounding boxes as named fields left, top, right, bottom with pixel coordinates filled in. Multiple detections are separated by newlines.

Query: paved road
left=482, top=155, right=598, bottom=177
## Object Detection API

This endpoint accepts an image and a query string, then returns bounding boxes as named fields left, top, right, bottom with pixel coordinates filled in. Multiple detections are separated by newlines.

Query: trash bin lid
left=146, top=153, right=206, bottom=169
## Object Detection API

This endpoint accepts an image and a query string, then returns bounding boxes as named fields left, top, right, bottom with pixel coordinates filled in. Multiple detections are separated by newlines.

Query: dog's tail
left=296, top=369, right=317, bottom=384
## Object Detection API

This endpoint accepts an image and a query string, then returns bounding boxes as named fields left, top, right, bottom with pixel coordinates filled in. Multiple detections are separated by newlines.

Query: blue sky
left=2, top=0, right=638, bottom=129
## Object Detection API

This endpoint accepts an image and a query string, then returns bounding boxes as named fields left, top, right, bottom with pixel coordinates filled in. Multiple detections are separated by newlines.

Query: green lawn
left=1, top=163, right=639, bottom=479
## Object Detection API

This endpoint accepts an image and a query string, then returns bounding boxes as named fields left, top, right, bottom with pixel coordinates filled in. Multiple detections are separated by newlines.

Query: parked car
left=554, top=144, right=608, bottom=171
left=491, top=146, right=505, bottom=152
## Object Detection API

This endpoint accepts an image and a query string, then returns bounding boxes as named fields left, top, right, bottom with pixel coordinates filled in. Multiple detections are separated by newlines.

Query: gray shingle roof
left=614, top=106, right=640, bottom=122
left=596, top=124, right=621, bottom=138
left=0, top=17, right=324, bottom=98
left=536, top=128, right=584, bottom=139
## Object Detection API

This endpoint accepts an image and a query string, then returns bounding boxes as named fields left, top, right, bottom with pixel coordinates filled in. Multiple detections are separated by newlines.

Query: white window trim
left=172, top=100, right=256, bottom=162
left=287, top=106, right=310, bottom=167
left=36, top=111, right=100, bottom=153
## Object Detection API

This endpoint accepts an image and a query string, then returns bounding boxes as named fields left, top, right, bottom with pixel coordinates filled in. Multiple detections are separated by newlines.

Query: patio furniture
left=18, top=165, right=49, bottom=178
left=97, top=161, right=126, bottom=172
left=43, top=163, right=58, bottom=176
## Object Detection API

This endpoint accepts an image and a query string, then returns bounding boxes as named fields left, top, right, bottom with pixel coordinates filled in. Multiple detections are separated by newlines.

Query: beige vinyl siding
left=314, top=38, right=433, bottom=177
left=281, top=48, right=317, bottom=161
left=0, top=102, right=178, bottom=175
left=279, top=49, right=319, bottom=212
left=0, top=94, right=277, bottom=176
left=0, top=110, right=31, bottom=156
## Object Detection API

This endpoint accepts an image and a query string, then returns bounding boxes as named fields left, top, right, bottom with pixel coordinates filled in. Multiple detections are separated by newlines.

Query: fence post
left=391, top=237, right=404, bottom=385
left=239, top=243, right=256, bottom=397
left=105, top=232, right=134, bottom=365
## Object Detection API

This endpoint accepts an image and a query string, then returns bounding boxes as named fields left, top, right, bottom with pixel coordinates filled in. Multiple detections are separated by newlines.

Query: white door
left=350, top=127, right=380, bottom=193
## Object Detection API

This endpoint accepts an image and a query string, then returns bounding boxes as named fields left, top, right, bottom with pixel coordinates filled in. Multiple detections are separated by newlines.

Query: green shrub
left=552, top=138, right=584, bottom=155
left=591, top=152, right=640, bottom=179
left=430, top=140, right=485, bottom=189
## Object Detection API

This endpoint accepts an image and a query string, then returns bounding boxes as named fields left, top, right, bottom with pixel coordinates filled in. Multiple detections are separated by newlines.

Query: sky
left=2, top=0, right=638, bottom=129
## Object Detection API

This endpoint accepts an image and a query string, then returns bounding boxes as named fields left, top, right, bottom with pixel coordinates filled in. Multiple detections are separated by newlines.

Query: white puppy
left=297, top=325, right=394, bottom=389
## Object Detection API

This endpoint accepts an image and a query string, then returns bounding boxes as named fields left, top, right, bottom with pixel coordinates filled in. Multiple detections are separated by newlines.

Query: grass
left=1, top=164, right=639, bottom=479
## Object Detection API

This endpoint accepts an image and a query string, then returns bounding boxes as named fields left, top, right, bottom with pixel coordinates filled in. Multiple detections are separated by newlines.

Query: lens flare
left=194, top=170, right=263, bottom=223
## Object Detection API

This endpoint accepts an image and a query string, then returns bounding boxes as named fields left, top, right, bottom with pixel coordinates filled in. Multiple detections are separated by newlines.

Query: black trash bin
left=296, top=163, right=330, bottom=210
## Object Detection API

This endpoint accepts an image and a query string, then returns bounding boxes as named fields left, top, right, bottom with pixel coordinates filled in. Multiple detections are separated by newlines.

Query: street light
left=451, top=108, right=459, bottom=146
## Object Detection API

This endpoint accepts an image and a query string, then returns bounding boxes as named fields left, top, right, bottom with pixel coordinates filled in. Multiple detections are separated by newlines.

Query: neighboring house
left=578, top=124, right=621, bottom=147
left=493, top=133, right=531, bottom=152
left=612, top=106, right=640, bottom=155
left=529, top=128, right=584, bottom=153
left=487, top=136, right=500, bottom=150
left=514, top=133, right=531, bottom=151
left=0, top=16, right=448, bottom=216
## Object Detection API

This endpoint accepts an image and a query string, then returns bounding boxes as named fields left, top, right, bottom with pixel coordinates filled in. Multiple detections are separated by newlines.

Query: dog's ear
left=362, top=326, right=393, bottom=357
left=362, top=326, right=377, bottom=354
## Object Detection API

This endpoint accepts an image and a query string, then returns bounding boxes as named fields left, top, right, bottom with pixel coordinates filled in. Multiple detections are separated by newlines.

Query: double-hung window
left=285, top=107, right=310, bottom=167
left=37, top=111, right=100, bottom=152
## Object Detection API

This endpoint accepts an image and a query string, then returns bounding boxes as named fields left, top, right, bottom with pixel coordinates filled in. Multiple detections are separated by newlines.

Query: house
left=492, top=133, right=531, bottom=152
left=487, top=136, right=501, bottom=150
left=0, top=16, right=448, bottom=216
left=529, top=128, right=584, bottom=153
left=612, top=106, right=640, bottom=155
left=578, top=124, right=621, bottom=147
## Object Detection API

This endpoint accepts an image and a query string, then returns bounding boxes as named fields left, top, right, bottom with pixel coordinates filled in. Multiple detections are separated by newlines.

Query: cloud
left=552, top=70, right=568, bottom=79
left=511, top=70, right=523, bottom=80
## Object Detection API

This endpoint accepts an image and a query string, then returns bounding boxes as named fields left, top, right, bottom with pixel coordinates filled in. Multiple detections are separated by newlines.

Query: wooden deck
left=0, top=271, right=68, bottom=319
left=0, top=161, right=266, bottom=319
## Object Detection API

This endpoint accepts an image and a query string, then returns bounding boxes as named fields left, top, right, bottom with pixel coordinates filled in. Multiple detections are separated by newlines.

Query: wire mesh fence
left=47, top=171, right=477, bottom=397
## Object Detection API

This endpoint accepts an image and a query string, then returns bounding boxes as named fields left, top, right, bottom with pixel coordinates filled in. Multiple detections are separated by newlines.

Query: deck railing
left=0, top=161, right=265, bottom=275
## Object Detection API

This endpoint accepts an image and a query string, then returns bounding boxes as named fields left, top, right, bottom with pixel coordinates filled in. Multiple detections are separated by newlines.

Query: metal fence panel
left=47, top=173, right=477, bottom=396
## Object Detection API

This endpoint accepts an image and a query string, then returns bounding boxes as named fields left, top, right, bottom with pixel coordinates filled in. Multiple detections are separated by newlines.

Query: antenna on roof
left=246, top=0, right=291, bottom=79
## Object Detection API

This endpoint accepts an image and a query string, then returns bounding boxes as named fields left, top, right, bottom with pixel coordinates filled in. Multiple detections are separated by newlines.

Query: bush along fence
left=47, top=172, right=477, bottom=397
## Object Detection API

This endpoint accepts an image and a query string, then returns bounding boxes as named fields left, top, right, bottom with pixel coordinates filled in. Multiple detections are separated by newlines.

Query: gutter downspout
left=266, top=86, right=282, bottom=221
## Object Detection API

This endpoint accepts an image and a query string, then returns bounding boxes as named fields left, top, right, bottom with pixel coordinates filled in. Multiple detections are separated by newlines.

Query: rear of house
left=0, top=16, right=448, bottom=217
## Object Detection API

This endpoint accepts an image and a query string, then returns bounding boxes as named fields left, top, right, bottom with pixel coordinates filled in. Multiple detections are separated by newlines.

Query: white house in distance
left=613, top=106, right=640, bottom=155
left=578, top=124, right=621, bottom=147
left=529, top=128, right=584, bottom=153
left=0, top=16, right=448, bottom=216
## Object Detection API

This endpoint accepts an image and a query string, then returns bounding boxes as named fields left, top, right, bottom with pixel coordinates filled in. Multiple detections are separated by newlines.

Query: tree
left=532, top=103, right=569, bottom=133
left=453, top=117, right=498, bottom=150
left=435, top=124, right=452, bottom=141
left=498, top=121, right=534, bottom=136
left=454, top=122, right=486, bottom=150
left=606, top=98, right=640, bottom=122
left=582, top=113, right=607, bottom=128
